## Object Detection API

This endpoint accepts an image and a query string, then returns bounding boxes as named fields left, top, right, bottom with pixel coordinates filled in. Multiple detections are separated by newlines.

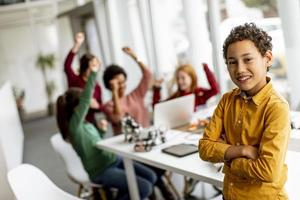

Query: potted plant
left=36, top=53, right=56, bottom=116
left=12, top=86, right=25, bottom=121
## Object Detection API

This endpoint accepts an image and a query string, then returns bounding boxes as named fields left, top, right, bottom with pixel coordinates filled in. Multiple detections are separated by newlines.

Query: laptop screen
left=154, top=94, right=195, bottom=128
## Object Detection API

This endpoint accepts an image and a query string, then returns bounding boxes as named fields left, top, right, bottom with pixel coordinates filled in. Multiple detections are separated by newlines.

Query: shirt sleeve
left=71, top=72, right=97, bottom=127
left=103, top=102, right=125, bottom=125
left=132, top=68, right=152, bottom=98
left=230, top=102, right=290, bottom=182
left=64, top=51, right=78, bottom=85
left=152, top=86, right=161, bottom=108
left=196, top=64, right=219, bottom=103
left=199, top=94, right=231, bottom=163
left=92, top=83, right=103, bottom=112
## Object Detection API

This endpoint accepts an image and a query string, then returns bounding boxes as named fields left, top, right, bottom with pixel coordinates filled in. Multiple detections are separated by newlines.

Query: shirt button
left=230, top=182, right=234, bottom=186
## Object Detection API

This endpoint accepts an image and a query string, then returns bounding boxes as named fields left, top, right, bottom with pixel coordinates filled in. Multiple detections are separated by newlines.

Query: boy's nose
left=236, top=62, right=247, bottom=73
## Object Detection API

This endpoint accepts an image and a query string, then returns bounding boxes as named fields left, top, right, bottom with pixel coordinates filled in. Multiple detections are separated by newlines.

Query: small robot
left=134, top=127, right=167, bottom=152
left=121, top=114, right=143, bottom=143
left=121, top=114, right=167, bottom=152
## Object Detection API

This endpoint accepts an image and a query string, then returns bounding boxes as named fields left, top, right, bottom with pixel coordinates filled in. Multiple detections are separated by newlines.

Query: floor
left=23, top=116, right=78, bottom=195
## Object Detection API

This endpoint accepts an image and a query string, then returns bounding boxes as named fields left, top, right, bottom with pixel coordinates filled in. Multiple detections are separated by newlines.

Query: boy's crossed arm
left=229, top=103, right=290, bottom=183
left=224, top=145, right=258, bottom=161
left=200, top=99, right=290, bottom=183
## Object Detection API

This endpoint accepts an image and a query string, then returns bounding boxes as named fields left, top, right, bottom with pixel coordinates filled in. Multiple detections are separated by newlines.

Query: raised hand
left=153, top=78, right=164, bottom=88
left=75, top=32, right=85, bottom=46
left=122, top=46, right=137, bottom=61
left=72, top=32, right=85, bottom=53
left=122, top=46, right=148, bottom=71
left=89, top=57, right=101, bottom=72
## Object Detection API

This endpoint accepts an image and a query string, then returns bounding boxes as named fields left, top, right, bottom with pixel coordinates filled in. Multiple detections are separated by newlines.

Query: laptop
left=153, top=94, right=195, bottom=128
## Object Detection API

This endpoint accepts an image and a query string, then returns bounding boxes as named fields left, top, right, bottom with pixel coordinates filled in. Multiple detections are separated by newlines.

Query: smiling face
left=226, top=40, right=273, bottom=96
left=177, top=70, right=193, bottom=92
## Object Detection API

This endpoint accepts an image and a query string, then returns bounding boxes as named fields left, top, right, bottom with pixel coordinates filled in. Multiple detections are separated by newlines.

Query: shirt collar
left=234, top=77, right=273, bottom=106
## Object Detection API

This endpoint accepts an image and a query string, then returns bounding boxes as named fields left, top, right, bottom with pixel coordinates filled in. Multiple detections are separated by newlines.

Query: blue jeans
left=92, top=156, right=157, bottom=200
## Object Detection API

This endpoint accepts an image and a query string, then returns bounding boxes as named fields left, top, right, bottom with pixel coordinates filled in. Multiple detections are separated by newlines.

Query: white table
left=96, top=130, right=223, bottom=200
left=96, top=107, right=300, bottom=199
left=285, top=151, right=300, bottom=200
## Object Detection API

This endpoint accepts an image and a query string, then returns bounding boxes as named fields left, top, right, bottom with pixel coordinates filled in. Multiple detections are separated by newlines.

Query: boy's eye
left=244, top=58, right=253, bottom=62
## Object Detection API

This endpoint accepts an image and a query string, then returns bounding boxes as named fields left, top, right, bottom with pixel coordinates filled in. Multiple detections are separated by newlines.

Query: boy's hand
left=90, top=58, right=101, bottom=72
left=75, top=32, right=85, bottom=46
left=224, top=145, right=244, bottom=161
left=122, top=47, right=138, bottom=61
left=242, top=145, right=259, bottom=160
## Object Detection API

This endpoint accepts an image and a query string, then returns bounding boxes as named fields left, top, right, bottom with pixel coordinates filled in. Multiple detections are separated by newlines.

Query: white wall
left=277, top=0, right=300, bottom=110
left=57, top=16, right=76, bottom=92
left=100, top=0, right=147, bottom=102
left=0, top=16, right=72, bottom=115
left=0, top=82, right=24, bottom=199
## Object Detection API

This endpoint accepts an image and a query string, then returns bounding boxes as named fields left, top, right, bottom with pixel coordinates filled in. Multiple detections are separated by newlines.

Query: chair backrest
left=50, top=133, right=90, bottom=184
left=7, top=164, right=83, bottom=200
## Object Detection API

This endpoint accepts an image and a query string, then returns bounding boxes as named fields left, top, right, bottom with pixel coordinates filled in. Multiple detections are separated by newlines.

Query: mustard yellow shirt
left=199, top=79, right=290, bottom=200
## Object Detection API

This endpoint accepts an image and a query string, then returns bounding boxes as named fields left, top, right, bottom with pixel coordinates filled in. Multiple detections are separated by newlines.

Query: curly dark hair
left=223, top=23, right=273, bottom=61
left=103, top=64, right=127, bottom=89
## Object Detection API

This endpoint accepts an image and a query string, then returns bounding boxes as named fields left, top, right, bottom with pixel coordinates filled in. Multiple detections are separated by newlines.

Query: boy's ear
left=265, top=50, right=273, bottom=68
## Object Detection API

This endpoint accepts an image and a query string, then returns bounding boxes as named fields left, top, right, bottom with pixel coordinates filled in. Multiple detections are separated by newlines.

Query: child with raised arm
left=103, top=47, right=177, bottom=200
left=56, top=59, right=157, bottom=200
left=199, top=23, right=290, bottom=200
left=103, top=47, right=152, bottom=135
left=64, top=32, right=104, bottom=127
left=152, top=63, right=219, bottom=110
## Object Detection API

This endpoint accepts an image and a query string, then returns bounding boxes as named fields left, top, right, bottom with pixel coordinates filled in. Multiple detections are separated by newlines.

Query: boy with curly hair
left=199, top=23, right=290, bottom=200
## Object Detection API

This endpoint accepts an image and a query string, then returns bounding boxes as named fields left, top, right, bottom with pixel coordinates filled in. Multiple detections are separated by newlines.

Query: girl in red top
left=152, top=63, right=220, bottom=110
left=153, top=63, right=220, bottom=197
left=64, top=32, right=104, bottom=126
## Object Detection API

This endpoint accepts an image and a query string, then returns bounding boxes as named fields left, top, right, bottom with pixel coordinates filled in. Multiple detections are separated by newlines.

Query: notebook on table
left=162, top=143, right=198, bottom=157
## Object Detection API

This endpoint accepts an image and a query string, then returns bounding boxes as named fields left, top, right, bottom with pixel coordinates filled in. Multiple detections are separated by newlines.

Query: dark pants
left=92, top=156, right=157, bottom=200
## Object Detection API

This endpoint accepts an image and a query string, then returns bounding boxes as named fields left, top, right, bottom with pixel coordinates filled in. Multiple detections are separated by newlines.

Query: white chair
left=7, top=163, right=83, bottom=200
left=50, top=133, right=108, bottom=199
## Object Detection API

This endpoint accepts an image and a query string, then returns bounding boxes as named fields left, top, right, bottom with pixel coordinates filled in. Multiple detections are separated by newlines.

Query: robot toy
left=121, top=114, right=167, bottom=152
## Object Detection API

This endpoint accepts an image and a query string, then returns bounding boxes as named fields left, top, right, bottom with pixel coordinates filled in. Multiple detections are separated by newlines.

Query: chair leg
left=99, top=187, right=108, bottom=200
left=183, top=176, right=200, bottom=197
left=77, top=184, right=83, bottom=197
left=93, top=187, right=109, bottom=200
left=183, top=176, right=189, bottom=195
left=92, top=187, right=101, bottom=200
left=164, top=171, right=181, bottom=199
